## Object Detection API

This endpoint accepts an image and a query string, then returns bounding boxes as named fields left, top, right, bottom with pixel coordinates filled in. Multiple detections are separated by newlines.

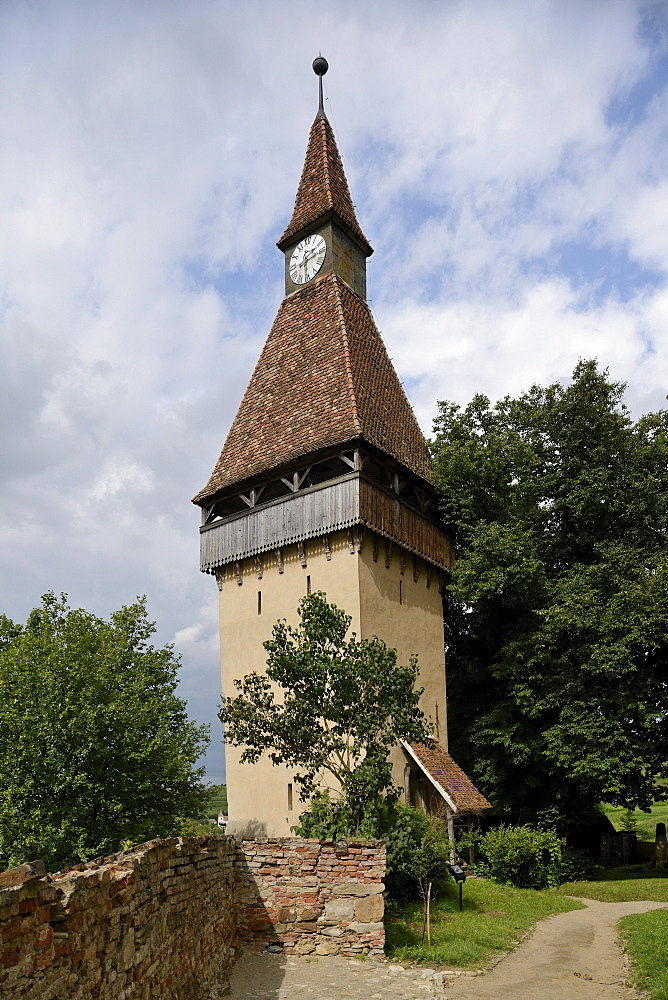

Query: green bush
left=477, top=824, right=562, bottom=889
left=559, top=847, right=601, bottom=883
left=292, top=790, right=356, bottom=839
left=385, top=805, right=451, bottom=902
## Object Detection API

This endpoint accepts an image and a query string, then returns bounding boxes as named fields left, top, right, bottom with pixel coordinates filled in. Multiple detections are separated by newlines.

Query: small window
left=306, top=575, right=311, bottom=595
left=287, top=783, right=293, bottom=812
left=399, top=580, right=403, bottom=605
left=257, top=591, right=262, bottom=615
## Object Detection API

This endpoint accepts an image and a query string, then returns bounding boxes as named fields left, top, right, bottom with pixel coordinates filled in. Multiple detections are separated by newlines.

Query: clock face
left=289, top=234, right=326, bottom=284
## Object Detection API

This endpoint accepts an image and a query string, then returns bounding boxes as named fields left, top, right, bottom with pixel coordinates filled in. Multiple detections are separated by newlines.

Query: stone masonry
left=0, top=835, right=386, bottom=997
left=0, top=837, right=237, bottom=999
left=235, top=838, right=385, bottom=957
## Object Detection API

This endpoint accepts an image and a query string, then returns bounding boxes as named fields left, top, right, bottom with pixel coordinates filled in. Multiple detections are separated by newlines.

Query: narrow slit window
left=399, top=580, right=403, bottom=605
left=257, top=591, right=262, bottom=615
left=306, top=575, right=311, bottom=595
left=287, top=783, right=293, bottom=812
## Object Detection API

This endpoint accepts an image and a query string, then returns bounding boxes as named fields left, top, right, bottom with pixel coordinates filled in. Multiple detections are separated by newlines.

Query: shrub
left=292, top=790, right=356, bottom=839
left=559, top=847, right=601, bottom=883
left=477, top=824, right=562, bottom=889
left=385, top=805, right=451, bottom=902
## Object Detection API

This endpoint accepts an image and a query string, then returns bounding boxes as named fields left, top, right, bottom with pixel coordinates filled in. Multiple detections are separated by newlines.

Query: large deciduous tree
left=0, top=593, right=210, bottom=871
left=432, top=360, right=668, bottom=825
left=220, top=592, right=431, bottom=831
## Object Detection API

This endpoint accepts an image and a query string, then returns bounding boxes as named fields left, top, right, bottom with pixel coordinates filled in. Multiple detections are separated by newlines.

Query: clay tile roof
left=278, top=114, right=371, bottom=253
left=193, top=271, right=432, bottom=503
left=403, top=740, right=492, bottom=814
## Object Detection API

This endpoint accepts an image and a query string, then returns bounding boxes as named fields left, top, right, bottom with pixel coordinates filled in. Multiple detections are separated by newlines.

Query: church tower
left=194, top=59, right=489, bottom=836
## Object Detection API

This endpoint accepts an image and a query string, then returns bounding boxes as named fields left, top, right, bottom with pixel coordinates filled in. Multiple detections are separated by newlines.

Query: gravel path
left=225, top=897, right=667, bottom=1000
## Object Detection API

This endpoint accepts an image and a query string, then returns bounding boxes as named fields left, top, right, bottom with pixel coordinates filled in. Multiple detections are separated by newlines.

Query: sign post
left=447, top=863, right=466, bottom=912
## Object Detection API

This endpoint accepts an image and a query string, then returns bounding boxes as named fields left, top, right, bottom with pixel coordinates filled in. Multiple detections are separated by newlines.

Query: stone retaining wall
left=235, top=838, right=385, bottom=957
left=0, top=835, right=386, bottom=996
left=0, top=837, right=237, bottom=999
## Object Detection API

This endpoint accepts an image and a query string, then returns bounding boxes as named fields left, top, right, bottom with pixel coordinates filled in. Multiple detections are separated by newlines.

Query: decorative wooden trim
left=426, top=564, right=432, bottom=589
left=255, top=554, right=264, bottom=579
left=215, top=567, right=225, bottom=591
left=384, top=539, right=392, bottom=568
left=276, top=547, right=284, bottom=574
left=372, top=534, right=380, bottom=562
left=323, top=534, right=332, bottom=560
left=298, top=541, right=307, bottom=567
left=348, top=529, right=355, bottom=554
left=235, top=561, right=243, bottom=586
left=413, top=554, right=420, bottom=582
left=400, top=550, right=406, bottom=575
left=202, top=504, right=218, bottom=525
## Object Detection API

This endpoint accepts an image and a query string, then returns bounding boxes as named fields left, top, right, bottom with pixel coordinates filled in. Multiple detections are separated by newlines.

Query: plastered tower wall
left=218, top=528, right=446, bottom=837
left=219, top=532, right=361, bottom=836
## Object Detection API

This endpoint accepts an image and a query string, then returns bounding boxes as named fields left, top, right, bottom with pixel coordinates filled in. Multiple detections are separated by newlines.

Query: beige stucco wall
left=218, top=528, right=446, bottom=837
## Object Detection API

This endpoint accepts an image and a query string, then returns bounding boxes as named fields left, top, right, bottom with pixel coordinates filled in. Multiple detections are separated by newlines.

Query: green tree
left=220, top=592, right=431, bottom=830
left=432, top=360, right=668, bottom=825
left=0, top=593, right=210, bottom=872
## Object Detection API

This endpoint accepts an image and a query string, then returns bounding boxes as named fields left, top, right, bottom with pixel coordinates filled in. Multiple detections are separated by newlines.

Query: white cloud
left=0, top=0, right=666, bottom=787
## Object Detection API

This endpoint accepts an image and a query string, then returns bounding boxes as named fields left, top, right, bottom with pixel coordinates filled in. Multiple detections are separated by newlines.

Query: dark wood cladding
left=360, top=479, right=453, bottom=571
left=199, top=473, right=453, bottom=574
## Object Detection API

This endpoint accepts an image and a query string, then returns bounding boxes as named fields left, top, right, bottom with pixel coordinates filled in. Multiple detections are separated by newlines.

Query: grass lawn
left=385, top=879, right=583, bottom=969
left=619, top=910, right=668, bottom=1000
left=558, top=866, right=668, bottom=903
left=600, top=792, right=668, bottom=841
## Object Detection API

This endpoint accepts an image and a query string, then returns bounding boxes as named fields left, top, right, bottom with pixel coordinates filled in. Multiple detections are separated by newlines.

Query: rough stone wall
left=0, top=837, right=237, bottom=999
left=235, top=838, right=385, bottom=956
left=0, top=835, right=386, bottom=996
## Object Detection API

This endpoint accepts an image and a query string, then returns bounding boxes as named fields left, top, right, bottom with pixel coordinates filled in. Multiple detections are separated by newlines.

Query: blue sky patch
left=553, top=239, right=664, bottom=302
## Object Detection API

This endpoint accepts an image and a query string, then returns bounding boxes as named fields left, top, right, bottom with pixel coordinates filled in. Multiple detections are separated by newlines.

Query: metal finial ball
left=312, top=56, right=328, bottom=77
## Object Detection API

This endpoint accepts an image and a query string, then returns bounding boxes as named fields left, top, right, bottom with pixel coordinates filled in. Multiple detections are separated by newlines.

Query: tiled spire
left=277, top=114, right=372, bottom=254
left=193, top=272, right=432, bottom=502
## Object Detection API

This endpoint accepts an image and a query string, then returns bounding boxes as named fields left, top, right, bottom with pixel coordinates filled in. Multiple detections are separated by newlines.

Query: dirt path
left=225, top=897, right=667, bottom=1000
left=452, top=897, right=668, bottom=1000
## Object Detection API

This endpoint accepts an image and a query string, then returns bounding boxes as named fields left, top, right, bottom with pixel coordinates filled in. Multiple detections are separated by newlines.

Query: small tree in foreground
left=0, top=593, right=210, bottom=872
left=220, top=592, right=432, bottom=831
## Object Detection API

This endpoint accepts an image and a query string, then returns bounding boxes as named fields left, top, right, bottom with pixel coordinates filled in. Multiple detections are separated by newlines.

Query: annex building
left=193, top=59, right=490, bottom=838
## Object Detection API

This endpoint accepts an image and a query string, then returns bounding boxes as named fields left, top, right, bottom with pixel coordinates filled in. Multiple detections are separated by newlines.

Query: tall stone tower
left=194, top=60, right=489, bottom=836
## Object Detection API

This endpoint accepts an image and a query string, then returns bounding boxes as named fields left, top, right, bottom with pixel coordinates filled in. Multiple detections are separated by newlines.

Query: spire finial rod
left=312, top=55, right=328, bottom=117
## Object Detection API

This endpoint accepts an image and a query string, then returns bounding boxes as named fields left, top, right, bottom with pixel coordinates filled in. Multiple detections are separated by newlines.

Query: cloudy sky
left=1, top=0, right=667, bottom=783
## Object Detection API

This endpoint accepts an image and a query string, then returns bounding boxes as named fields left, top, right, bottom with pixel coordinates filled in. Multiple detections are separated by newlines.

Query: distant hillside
left=202, top=785, right=227, bottom=821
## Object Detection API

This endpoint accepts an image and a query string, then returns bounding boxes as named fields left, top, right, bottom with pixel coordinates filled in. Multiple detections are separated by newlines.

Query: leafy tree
left=0, top=593, right=210, bottom=872
left=220, top=592, right=431, bottom=830
left=433, top=360, right=668, bottom=825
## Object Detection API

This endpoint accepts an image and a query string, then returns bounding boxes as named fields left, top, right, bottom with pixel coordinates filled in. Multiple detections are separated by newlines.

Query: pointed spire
left=193, top=272, right=432, bottom=503
left=277, top=61, right=372, bottom=254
